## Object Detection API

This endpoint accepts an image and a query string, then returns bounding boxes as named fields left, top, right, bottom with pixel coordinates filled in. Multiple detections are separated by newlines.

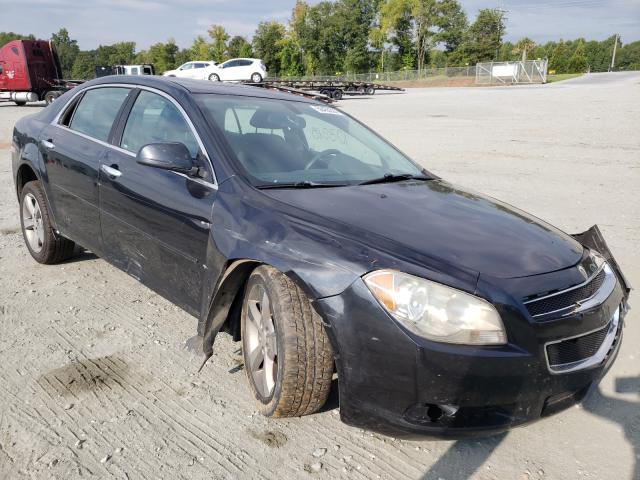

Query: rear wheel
left=20, top=181, right=75, bottom=264
left=241, top=265, right=333, bottom=417
left=209, top=73, right=220, bottom=81
left=14, top=101, right=26, bottom=106
left=331, top=89, right=343, bottom=100
left=251, top=72, right=263, bottom=83
left=365, top=86, right=375, bottom=95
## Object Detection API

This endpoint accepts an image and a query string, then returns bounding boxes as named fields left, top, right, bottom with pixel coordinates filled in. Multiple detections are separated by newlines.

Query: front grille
left=525, top=268, right=606, bottom=317
left=546, top=323, right=609, bottom=366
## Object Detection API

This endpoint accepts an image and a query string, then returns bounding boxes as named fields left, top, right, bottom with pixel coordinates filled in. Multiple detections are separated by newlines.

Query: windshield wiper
left=257, top=181, right=348, bottom=189
left=358, top=173, right=432, bottom=186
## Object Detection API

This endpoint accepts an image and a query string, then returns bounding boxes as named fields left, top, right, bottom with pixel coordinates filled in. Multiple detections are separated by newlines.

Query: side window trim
left=110, top=88, right=141, bottom=147
left=58, top=91, right=85, bottom=127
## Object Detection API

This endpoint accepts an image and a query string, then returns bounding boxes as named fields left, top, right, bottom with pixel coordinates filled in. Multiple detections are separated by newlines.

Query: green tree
left=514, top=37, right=536, bottom=61
left=227, top=36, right=252, bottom=58
left=0, top=32, right=35, bottom=46
left=50, top=28, right=79, bottom=78
left=617, top=40, right=640, bottom=70
left=138, top=39, right=180, bottom=73
left=277, top=36, right=304, bottom=76
left=208, top=25, right=229, bottom=62
left=71, top=51, right=96, bottom=79
left=379, top=0, right=416, bottom=70
left=549, top=41, right=569, bottom=73
left=567, top=40, right=588, bottom=72
left=190, top=35, right=214, bottom=60
left=434, top=0, right=467, bottom=54
left=464, top=8, right=505, bottom=63
left=253, top=21, right=286, bottom=75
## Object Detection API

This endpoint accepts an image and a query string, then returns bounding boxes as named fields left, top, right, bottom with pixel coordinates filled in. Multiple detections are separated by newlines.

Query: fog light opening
left=404, top=403, right=460, bottom=425
left=426, top=405, right=443, bottom=422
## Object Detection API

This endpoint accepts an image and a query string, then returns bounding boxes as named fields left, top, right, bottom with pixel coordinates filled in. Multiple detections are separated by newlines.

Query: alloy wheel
left=244, top=283, right=278, bottom=398
left=22, top=193, right=44, bottom=253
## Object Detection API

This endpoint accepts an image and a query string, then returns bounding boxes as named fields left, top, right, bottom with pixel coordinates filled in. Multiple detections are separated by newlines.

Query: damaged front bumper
left=316, top=225, right=631, bottom=438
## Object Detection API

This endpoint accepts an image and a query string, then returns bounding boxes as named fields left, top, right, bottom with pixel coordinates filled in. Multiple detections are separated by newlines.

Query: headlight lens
left=364, top=270, right=506, bottom=345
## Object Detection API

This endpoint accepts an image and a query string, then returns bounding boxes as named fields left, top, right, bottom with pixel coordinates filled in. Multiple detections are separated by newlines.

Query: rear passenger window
left=120, top=91, right=199, bottom=157
left=69, top=88, right=130, bottom=142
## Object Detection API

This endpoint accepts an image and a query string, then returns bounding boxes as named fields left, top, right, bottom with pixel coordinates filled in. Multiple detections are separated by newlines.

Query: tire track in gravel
left=2, top=238, right=428, bottom=480
left=47, top=329, right=265, bottom=480
left=2, top=358, right=157, bottom=479
left=65, top=264, right=424, bottom=479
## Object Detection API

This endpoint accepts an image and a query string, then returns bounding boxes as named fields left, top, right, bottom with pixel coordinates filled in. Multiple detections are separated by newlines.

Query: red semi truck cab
left=0, top=39, right=78, bottom=106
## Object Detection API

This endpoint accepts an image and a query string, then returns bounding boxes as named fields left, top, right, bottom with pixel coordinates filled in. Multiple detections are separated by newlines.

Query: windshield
left=196, top=95, right=425, bottom=186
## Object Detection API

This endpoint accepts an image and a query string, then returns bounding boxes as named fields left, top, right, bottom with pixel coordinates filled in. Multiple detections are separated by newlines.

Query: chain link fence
left=475, top=60, right=548, bottom=85
left=274, top=61, right=549, bottom=85
left=279, top=66, right=475, bottom=83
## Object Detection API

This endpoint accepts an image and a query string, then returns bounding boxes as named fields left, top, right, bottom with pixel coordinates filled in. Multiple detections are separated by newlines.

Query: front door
left=41, top=86, right=131, bottom=253
left=99, top=89, right=217, bottom=315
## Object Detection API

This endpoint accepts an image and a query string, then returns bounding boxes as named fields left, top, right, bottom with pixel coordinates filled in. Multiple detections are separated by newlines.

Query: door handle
left=101, top=164, right=122, bottom=178
left=41, top=139, right=54, bottom=149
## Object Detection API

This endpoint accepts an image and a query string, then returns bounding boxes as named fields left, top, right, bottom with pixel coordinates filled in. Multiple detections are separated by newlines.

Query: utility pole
left=609, top=33, right=619, bottom=71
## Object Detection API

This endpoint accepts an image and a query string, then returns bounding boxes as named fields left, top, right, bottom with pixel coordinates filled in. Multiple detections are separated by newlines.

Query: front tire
left=241, top=266, right=333, bottom=417
left=20, top=181, right=75, bottom=264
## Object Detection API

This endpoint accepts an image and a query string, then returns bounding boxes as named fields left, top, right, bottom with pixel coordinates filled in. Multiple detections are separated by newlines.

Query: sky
left=3, top=0, right=640, bottom=50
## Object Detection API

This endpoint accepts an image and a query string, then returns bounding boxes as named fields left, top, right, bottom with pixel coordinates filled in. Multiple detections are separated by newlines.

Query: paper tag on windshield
left=311, top=105, right=343, bottom=115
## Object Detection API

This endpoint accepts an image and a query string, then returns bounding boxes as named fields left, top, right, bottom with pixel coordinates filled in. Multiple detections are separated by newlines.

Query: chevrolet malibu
left=11, top=76, right=630, bottom=437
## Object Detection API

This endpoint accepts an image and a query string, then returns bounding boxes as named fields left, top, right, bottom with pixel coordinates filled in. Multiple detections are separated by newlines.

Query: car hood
left=262, top=179, right=584, bottom=279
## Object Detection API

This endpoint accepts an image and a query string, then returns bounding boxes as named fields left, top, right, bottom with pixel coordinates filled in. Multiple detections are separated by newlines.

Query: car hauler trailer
left=0, top=39, right=82, bottom=106
left=248, top=78, right=405, bottom=100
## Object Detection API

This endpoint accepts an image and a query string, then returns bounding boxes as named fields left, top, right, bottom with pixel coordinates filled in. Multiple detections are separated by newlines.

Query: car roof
left=85, top=75, right=321, bottom=104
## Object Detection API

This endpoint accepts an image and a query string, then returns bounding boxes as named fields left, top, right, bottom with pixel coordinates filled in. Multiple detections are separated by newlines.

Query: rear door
left=219, top=60, right=237, bottom=81
left=99, top=88, right=217, bottom=315
left=40, top=86, right=132, bottom=253
left=238, top=59, right=253, bottom=80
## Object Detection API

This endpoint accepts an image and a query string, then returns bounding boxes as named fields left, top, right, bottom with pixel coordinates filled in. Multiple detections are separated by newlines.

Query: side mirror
left=136, top=142, right=196, bottom=175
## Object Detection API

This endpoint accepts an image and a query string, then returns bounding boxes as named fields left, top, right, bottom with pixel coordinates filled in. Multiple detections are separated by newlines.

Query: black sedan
left=11, top=76, right=630, bottom=437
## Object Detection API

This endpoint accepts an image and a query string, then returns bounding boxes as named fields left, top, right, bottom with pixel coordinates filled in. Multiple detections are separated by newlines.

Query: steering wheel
left=304, top=149, right=342, bottom=170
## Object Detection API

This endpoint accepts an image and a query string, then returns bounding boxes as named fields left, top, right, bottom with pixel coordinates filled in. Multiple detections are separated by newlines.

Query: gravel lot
left=1, top=72, right=638, bottom=479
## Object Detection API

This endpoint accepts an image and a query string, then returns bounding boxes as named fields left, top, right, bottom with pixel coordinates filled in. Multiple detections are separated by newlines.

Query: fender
left=13, top=121, right=60, bottom=232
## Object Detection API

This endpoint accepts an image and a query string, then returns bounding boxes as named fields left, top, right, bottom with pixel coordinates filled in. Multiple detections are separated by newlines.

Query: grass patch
left=546, top=73, right=584, bottom=83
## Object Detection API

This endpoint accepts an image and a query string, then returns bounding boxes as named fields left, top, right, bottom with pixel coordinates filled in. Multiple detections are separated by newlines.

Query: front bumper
left=316, top=264, right=628, bottom=439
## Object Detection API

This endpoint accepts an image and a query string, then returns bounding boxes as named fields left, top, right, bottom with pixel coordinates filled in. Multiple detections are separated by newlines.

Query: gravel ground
left=0, top=72, right=638, bottom=479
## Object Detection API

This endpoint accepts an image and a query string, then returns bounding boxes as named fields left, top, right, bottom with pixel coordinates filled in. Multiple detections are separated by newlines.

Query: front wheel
left=20, top=181, right=75, bottom=264
left=241, top=265, right=333, bottom=417
left=209, top=73, right=220, bottom=81
left=250, top=72, right=263, bottom=83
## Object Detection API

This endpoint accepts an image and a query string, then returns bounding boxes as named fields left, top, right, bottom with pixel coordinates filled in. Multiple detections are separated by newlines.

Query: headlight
left=363, top=270, right=506, bottom=345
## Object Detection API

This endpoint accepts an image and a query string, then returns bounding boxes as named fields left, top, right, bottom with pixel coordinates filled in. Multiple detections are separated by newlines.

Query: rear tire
left=209, top=73, right=220, bottom=81
left=241, top=265, right=333, bottom=417
left=365, top=86, right=375, bottom=95
left=19, top=181, right=75, bottom=264
left=331, top=89, right=343, bottom=100
left=251, top=73, right=263, bottom=83
left=14, top=101, right=26, bottom=106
